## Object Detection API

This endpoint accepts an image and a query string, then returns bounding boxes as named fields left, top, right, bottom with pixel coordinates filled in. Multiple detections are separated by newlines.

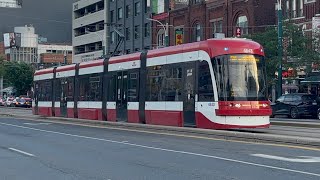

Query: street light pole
left=277, top=0, right=283, bottom=98
left=146, top=18, right=169, bottom=47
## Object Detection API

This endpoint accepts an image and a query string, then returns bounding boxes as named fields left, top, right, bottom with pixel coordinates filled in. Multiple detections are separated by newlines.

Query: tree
left=245, top=23, right=320, bottom=84
left=4, top=62, right=34, bottom=96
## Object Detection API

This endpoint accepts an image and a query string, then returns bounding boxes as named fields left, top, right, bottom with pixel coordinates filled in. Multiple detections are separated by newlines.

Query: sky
left=0, top=0, right=77, bottom=43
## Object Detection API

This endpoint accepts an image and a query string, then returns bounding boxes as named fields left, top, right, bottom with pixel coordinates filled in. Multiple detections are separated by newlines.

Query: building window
left=193, top=23, right=202, bottom=42
left=144, top=23, right=150, bottom=37
left=126, top=5, right=131, bottom=18
left=304, top=0, right=316, bottom=3
left=126, top=27, right=131, bottom=40
left=236, top=15, right=248, bottom=35
left=157, top=29, right=165, bottom=47
left=110, top=10, right=114, bottom=23
left=135, top=25, right=140, bottom=39
left=110, top=31, right=115, bottom=43
left=297, top=0, right=303, bottom=17
left=135, top=2, right=141, bottom=16
left=118, top=8, right=123, bottom=20
left=211, top=19, right=223, bottom=37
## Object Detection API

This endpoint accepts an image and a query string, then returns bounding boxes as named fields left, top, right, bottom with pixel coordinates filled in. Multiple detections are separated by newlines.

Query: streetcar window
left=89, top=76, right=101, bottom=101
left=107, top=74, right=117, bottom=101
left=146, top=65, right=166, bottom=101
left=212, top=54, right=267, bottom=101
left=38, top=80, right=52, bottom=101
left=54, top=79, right=62, bottom=101
left=166, top=66, right=182, bottom=101
left=128, top=73, right=139, bottom=102
left=67, top=78, right=74, bottom=101
left=146, top=65, right=182, bottom=101
left=198, top=61, right=214, bottom=101
left=78, top=74, right=102, bottom=101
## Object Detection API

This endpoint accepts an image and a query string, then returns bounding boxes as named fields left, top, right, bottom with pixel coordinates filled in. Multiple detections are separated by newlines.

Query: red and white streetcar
left=33, top=38, right=272, bottom=129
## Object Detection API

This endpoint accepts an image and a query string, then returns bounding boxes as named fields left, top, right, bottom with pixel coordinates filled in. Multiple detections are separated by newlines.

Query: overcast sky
left=0, top=0, right=77, bottom=43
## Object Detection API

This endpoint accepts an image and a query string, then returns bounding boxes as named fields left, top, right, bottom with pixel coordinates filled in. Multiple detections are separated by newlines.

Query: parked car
left=0, top=98, right=5, bottom=106
left=271, top=93, right=319, bottom=119
left=5, top=97, right=15, bottom=107
left=13, top=98, right=32, bottom=108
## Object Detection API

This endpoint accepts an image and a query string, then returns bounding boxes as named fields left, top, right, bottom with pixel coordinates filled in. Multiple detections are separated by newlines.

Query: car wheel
left=290, top=107, right=300, bottom=119
left=317, top=110, right=320, bottom=120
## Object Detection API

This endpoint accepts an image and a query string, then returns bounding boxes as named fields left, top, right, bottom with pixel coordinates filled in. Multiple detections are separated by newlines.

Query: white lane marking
left=8, top=148, right=35, bottom=157
left=252, top=154, right=320, bottom=163
left=0, top=122, right=320, bottom=177
left=24, top=123, right=51, bottom=126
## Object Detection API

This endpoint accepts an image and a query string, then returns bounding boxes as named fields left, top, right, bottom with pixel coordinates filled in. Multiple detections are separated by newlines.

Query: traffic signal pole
left=277, top=0, right=283, bottom=98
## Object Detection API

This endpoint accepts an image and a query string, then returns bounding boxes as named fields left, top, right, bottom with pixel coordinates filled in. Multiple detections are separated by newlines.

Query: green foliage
left=245, top=23, right=320, bottom=83
left=2, top=61, right=34, bottom=96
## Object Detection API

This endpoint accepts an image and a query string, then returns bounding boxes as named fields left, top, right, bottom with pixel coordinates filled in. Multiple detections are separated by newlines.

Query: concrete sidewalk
left=1, top=110, right=320, bottom=149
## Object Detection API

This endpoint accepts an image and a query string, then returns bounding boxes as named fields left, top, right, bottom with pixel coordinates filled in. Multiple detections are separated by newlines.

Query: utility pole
left=146, top=18, right=169, bottom=47
left=277, top=0, right=283, bottom=98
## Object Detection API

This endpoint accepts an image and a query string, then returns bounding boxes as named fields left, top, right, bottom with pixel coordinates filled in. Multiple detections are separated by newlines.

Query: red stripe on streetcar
left=56, top=65, right=76, bottom=72
left=34, top=68, right=54, bottom=75
left=79, top=59, right=104, bottom=68
left=109, top=53, right=141, bottom=64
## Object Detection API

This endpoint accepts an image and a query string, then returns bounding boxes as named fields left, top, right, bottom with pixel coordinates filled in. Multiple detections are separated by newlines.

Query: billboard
left=152, top=0, right=165, bottom=14
left=170, top=0, right=189, bottom=10
left=3, top=33, right=21, bottom=48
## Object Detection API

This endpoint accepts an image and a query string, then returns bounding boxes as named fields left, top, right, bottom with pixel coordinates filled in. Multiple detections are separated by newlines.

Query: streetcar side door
left=116, top=71, right=128, bottom=121
left=34, top=82, right=39, bottom=115
left=183, top=62, right=196, bottom=127
left=60, top=78, right=68, bottom=117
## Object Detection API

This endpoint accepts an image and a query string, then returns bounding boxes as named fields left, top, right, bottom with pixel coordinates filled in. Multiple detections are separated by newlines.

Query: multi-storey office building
left=72, top=0, right=152, bottom=63
left=108, top=0, right=152, bottom=55
left=72, top=0, right=106, bottom=63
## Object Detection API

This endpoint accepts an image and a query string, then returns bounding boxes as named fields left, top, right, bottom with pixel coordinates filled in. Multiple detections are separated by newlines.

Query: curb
left=1, top=113, right=320, bottom=148
left=271, top=120, right=320, bottom=129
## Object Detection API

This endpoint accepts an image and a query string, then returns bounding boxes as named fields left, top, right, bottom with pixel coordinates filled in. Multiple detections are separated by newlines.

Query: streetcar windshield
left=212, top=54, right=267, bottom=101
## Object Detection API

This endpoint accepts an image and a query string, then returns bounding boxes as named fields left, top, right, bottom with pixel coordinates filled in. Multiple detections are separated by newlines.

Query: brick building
left=151, top=0, right=276, bottom=48
left=0, top=42, right=5, bottom=59
left=40, top=54, right=72, bottom=67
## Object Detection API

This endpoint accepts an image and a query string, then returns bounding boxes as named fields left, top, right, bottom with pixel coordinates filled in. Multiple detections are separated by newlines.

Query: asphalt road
left=1, top=107, right=320, bottom=139
left=0, top=117, right=320, bottom=180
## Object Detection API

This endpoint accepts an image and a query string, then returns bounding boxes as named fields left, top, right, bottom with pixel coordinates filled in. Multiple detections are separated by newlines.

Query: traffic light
left=236, top=27, right=241, bottom=37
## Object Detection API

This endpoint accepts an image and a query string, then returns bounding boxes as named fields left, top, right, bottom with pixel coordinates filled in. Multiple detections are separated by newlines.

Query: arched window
left=192, top=23, right=202, bottom=42
left=236, top=15, right=248, bottom=35
left=157, top=29, right=165, bottom=48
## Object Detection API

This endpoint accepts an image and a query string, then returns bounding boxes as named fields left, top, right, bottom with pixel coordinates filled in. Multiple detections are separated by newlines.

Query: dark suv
left=271, top=93, right=319, bottom=119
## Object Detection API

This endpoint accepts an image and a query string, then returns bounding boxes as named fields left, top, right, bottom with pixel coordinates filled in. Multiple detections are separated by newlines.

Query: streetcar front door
left=116, top=71, right=128, bottom=121
left=183, top=62, right=196, bottom=127
left=60, top=79, right=68, bottom=117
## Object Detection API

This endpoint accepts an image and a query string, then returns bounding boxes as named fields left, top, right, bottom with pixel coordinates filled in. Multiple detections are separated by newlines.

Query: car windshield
left=19, top=99, right=26, bottom=103
left=212, top=54, right=267, bottom=101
